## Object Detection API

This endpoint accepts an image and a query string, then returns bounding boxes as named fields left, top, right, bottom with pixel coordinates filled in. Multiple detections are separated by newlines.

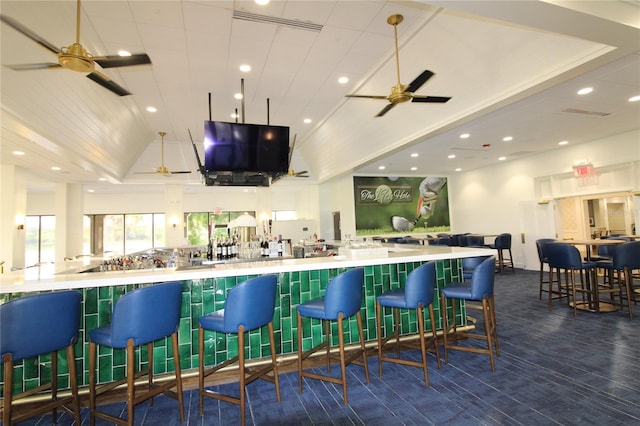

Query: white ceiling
left=1, top=0, right=639, bottom=194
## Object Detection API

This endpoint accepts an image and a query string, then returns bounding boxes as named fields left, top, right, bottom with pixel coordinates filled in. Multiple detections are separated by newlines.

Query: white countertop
left=1, top=245, right=494, bottom=294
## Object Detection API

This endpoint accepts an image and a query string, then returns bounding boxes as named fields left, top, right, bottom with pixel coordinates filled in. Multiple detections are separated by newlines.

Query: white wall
left=448, top=129, right=639, bottom=270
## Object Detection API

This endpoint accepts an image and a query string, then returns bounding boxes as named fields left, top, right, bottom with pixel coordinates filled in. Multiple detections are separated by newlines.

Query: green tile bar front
left=0, top=257, right=468, bottom=396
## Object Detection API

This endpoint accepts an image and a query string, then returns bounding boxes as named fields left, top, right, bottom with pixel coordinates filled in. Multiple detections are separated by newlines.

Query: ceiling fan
left=286, top=135, right=309, bottom=178
left=345, top=14, right=451, bottom=117
left=135, top=132, right=192, bottom=177
left=0, top=0, right=151, bottom=96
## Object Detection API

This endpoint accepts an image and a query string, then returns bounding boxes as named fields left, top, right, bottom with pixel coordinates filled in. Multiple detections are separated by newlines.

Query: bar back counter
left=0, top=244, right=493, bottom=396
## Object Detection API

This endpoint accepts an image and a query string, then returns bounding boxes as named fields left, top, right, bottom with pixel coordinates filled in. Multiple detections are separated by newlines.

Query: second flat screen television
left=203, top=121, right=289, bottom=174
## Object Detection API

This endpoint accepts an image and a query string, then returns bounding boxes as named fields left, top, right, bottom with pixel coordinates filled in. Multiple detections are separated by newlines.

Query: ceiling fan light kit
left=345, top=14, right=451, bottom=117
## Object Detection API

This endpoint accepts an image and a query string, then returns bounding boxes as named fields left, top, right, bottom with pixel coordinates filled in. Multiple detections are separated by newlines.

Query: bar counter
left=0, top=244, right=493, bottom=395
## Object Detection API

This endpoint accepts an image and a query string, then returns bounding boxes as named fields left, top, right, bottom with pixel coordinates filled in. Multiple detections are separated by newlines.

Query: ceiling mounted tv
left=203, top=121, right=290, bottom=174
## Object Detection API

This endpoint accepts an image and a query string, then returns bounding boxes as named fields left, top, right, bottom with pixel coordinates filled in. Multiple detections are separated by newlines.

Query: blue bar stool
left=490, top=233, right=514, bottom=273
left=596, top=241, right=640, bottom=319
left=88, top=282, right=184, bottom=426
left=545, top=243, right=600, bottom=316
left=440, top=256, right=499, bottom=371
left=297, top=267, right=370, bottom=405
left=376, top=262, right=441, bottom=387
left=1, top=290, right=81, bottom=425
left=198, top=274, right=280, bottom=426
left=536, top=238, right=558, bottom=306
left=462, top=255, right=491, bottom=281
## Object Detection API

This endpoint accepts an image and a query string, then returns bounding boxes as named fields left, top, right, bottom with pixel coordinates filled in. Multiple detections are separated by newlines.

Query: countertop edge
left=1, top=246, right=495, bottom=294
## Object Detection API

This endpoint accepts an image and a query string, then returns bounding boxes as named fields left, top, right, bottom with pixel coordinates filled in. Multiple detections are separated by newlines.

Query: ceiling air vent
left=562, top=108, right=610, bottom=116
left=233, top=10, right=323, bottom=32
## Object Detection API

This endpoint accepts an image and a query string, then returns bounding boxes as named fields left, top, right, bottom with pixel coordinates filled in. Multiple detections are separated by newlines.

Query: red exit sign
left=573, top=164, right=594, bottom=176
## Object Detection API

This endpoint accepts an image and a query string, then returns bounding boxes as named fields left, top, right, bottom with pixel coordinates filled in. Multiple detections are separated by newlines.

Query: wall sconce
left=170, top=216, right=179, bottom=228
left=15, top=214, right=25, bottom=230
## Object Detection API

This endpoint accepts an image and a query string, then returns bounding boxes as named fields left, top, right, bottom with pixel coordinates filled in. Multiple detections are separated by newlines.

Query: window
left=103, top=213, right=165, bottom=255
left=185, top=211, right=255, bottom=245
left=24, top=215, right=56, bottom=266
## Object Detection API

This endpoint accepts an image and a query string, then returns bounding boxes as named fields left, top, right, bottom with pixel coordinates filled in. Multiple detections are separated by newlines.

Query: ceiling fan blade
left=169, top=171, right=192, bottom=174
left=94, top=54, right=152, bottom=69
left=376, top=103, right=396, bottom=117
left=288, top=134, right=297, bottom=168
left=0, top=15, right=61, bottom=55
left=295, top=170, right=309, bottom=176
left=86, top=71, right=131, bottom=96
left=7, top=63, right=62, bottom=71
left=411, top=96, right=451, bottom=103
left=345, top=94, right=389, bottom=100
left=406, top=70, right=434, bottom=94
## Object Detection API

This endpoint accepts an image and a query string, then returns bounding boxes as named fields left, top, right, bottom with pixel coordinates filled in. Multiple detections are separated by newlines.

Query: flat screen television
left=203, top=121, right=290, bottom=174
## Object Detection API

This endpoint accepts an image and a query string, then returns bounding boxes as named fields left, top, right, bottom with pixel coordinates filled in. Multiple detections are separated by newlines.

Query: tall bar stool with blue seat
left=596, top=241, right=640, bottom=319
left=88, top=282, right=184, bottom=426
left=376, top=261, right=441, bottom=387
left=1, top=290, right=82, bottom=425
left=545, top=243, right=600, bottom=316
left=536, top=238, right=563, bottom=308
left=198, top=274, right=280, bottom=426
left=440, top=256, right=499, bottom=371
left=462, top=255, right=491, bottom=281
left=297, top=267, right=370, bottom=405
left=489, top=233, right=514, bottom=273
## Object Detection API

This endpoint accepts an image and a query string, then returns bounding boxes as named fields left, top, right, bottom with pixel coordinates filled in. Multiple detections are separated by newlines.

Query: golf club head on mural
left=390, top=177, right=448, bottom=232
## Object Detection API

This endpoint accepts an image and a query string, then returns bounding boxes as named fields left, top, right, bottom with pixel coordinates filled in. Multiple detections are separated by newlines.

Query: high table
left=562, top=239, right=625, bottom=312
left=0, top=244, right=493, bottom=397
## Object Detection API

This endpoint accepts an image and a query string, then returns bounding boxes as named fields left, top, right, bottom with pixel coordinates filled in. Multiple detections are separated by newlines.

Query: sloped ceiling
left=0, top=0, right=638, bottom=193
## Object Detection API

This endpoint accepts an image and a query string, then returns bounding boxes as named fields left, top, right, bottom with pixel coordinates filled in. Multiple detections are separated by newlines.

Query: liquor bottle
left=207, top=238, right=213, bottom=260
left=277, top=239, right=283, bottom=257
left=216, top=238, right=222, bottom=259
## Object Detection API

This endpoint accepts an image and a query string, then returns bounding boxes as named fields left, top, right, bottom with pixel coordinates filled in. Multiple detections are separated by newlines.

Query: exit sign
left=573, top=164, right=594, bottom=177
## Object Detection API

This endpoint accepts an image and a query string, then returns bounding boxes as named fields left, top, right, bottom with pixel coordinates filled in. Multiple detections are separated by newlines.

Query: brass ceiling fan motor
left=345, top=13, right=451, bottom=117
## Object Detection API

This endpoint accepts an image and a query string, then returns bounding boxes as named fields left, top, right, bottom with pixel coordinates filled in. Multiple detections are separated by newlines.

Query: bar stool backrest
left=469, top=256, right=496, bottom=300
left=536, top=238, right=556, bottom=263
left=494, top=233, right=512, bottom=249
left=613, top=241, right=640, bottom=270
left=110, top=282, right=183, bottom=347
left=324, top=268, right=365, bottom=319
left=545, top=243, right=582, bottom=269
left=0, top=290, right=81, bottom=361
left=404, top=262, right=436, bottom=308
left=223, top=274, right=278, bottom=332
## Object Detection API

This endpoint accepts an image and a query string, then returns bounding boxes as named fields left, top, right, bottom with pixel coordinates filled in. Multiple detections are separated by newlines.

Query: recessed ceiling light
left=448, top=154, right=455, bottom=159
left=98, top=177, right=107, bottom=182
left=338, top=76, right=349, bottom=84
left=146, top=106, right=157, bottom=113
left=118, top=50, right=132, bottom=57
left=498, top=156, right=506, bottom=161
left=255, top=0, right=269, bottom=4
left=629, top=95, right=640, bottom=102
left=455, top=168, right=462, bottom=172
left=577, top=87, right=593, bottom=95
left=234, top=93, right=243, bottom=100
left=12, top=150, right=25, bottom=156
left=378, top=165, right=386, bottom=170
left=460, top=133, right=470, bottom=139
left=303, top=118, right=312, bottom=124
left=410, top=153, right=419, bottom=158
left=88, top=189, right=95, bottom=193
left=410, top=166, right=417, bottom=171
left=239, top=64, right=251, bottom=72
left=558, top=140, right=569, bottom=145
left=51, top=166, right=61, bottom=171
left=502, top=136, right=513, bottom=142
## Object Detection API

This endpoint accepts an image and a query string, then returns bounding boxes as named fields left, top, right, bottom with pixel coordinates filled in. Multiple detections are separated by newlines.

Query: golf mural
left=354, top=176, right=450, bottom=236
